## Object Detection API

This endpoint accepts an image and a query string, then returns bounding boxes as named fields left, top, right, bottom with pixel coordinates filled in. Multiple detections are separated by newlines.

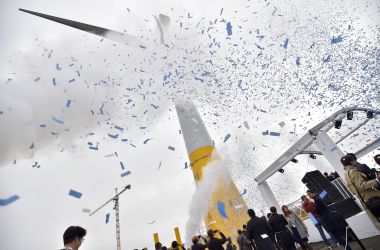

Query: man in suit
left=268, top=207, right=296, bottom=250
left=205, top=229, right=227, bottom=250
left=60, top=226, right=86, bottom=250
left=246, top=209, right=276, bottom=250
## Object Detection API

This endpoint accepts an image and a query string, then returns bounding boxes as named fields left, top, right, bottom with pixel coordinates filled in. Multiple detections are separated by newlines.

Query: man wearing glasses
left=60, top=226, right=87, bottom=250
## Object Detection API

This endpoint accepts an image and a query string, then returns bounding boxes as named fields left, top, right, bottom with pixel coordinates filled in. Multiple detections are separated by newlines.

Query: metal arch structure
left=254, top=107, right=380, bottom=211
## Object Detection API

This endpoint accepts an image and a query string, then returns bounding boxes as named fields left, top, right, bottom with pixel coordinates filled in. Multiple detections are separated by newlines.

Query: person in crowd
left=60, top=226, right=86, bottom=250
left=375, top=154, right=380, bottom=166
left=162, top=247, right=168, bottom=250
left=306, top=190, right=352, bottom=250
left=170, top=241, right=180, bottom=250
left=236, top=229, right=252, bottom=250
left=242, top=224, right=256, bottom=249
left=323, top=172, right=335, bottom=181
left=345, top=153, right=376, bottom=180
left=226, top=237, right=237, bottom=250
left=191, top=236, right=206, bottom=250
left=266, top=213, right=272, bottom=220
left=155, top=242, right=163, bottom=250
left=341, top=154, right=380, bottom=229
left=268, top=206, right=296, bottom=250
left=246, top=209, right=276, bottom=250
left=205, top=229, right=226, bottom=250
left=301, top=195, right=338, bottom=249
left=282, top=205, right=313, bottom=250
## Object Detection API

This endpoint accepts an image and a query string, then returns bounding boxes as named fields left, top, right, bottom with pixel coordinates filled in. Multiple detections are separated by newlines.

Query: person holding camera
left=205, top=229, right=227, bottom=250
left=341, top=154, right=380, bottom=230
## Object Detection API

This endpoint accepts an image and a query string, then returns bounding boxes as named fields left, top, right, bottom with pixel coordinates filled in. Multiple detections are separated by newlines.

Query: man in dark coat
left=205, top=229, right=227, bottom=250
left=268, top=207, right=296, bottom=250
left=191, top=236, right=207, bottom=250
left=306, top=190, right=352, bottom=250
left=246, top=209, right=276, bottom=250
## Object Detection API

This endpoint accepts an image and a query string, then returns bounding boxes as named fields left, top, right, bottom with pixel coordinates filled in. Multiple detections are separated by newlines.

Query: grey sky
left=0, top=0, right=379, bottom=249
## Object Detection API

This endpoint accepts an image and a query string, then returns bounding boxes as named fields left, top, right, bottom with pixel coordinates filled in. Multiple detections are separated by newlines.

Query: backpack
left=356, top=162, right=376, bottom=180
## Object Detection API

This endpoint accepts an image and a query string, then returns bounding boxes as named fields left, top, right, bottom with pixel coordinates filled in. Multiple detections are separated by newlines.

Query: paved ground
left=309, top=235, right=380, bottom=250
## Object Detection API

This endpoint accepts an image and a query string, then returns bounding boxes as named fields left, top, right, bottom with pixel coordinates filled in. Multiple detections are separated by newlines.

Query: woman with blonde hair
left=282, top=205, right=312, bottom=250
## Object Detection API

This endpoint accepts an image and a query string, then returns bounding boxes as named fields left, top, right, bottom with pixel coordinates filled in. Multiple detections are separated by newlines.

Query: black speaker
left=328, top=197, right=362, bottom=219
left=302, top=170, right=345, bottom=204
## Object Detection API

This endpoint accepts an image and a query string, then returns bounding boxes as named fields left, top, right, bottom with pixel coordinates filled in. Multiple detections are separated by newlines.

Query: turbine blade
left=19, top=8, right=142, bottom=47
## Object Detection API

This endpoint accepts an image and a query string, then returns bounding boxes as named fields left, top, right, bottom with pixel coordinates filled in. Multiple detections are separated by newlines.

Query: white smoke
left=184, top=147, right=232, bottom=246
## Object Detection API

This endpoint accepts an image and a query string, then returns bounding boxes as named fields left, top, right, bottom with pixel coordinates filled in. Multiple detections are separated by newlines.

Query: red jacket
left=302, top=199, right=318, bottom=218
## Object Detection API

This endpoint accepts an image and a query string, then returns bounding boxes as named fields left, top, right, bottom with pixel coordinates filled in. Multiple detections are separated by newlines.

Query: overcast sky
left=0, top=0, right=379, bottom=249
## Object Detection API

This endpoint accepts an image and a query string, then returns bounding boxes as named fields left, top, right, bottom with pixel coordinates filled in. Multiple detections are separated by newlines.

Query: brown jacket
left=345, top=167, right=380, bottom=230
left=345, top=168, right=379, bottom=202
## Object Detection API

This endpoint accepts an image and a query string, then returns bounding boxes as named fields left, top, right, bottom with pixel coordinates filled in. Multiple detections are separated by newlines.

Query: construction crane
left=90, top=185, right=131, bottom=250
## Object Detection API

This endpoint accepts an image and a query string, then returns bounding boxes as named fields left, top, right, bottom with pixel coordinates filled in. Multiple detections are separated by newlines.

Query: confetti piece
left=52, top=117, right=64, bottom=125
left=296, top=57, right=301, bottom=65
left=269, top=132, right=281, bottom=136
left=279, top=121, right=285, bottom=127
left=56, top=63, right=62, bottom=70
left=283, top=38, right=289, bottom=49
left=68, top=189, right=82, bottom=199
left=114, top=125, right=124, bottom=132
left=34, top=77, right=40, bottom=82
left=151, top=104, right=159, bottom=109
left=226, top=22, right=232, bottom=36
left=52, top=78, right=57, bottom=85
left=243, top=121, right=250, bottom=129
left=217, top=200, right=228, bottom=218
left=220, top=8, right=224, bottom=15
left=331, top=35, right=343, bottom=44
left=168, top=146, right=175, bottom=151
left=66, top=99, right=72, bottom=108
left=121, top=171, right=131, bottom=177
left=108, top=133, right=119, bottom=139
left=147, top=220, right=156, bottom=224
left=139, top=45, right=146, bottom=49
left=0, top=195, right=20, bottom=206
left=89, top=146, right=98, bottom=150
left=240, top=189, right=247, bottom=196
left=262, top=130, right=269, bottom=135
left=82, top=208, right=91, bottom=213
left=223, top=133, right=231, bottom=143
left=0, top=111, right=3, bottom=115
left=184, top=162, right=189, bottom=169
left=120, top=161, right=125, bottom=170
left=39, top=124, right=47, bottom=127
left=29, top=143, right=34, bottom=149
left=121, top=138, right=128, bottom=142
left=158, top=161, right=162, bottom=170
left=143, top=138, right=151, bottom=144
left=105, top=213, right=110, bottom=224
left=68, top=79, right=75, bottom=83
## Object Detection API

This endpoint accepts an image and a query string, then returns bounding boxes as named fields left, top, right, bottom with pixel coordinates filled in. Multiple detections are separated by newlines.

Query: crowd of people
left=60, top=154, right=380, bottom=250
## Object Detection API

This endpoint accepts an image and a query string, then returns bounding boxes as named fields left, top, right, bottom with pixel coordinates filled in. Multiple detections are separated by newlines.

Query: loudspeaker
left=328, top=197, right=362, bottom=219
left=302, top=170, right=345, bottom=204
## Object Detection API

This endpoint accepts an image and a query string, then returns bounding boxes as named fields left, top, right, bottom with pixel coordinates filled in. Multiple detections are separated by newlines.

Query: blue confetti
left=121, top=171, right=131, bottom=177
left=30, top=143, right=34, bottom=149
left=262, top=130, right=269, bottom=135
left=108, top=133, right=119, bottom=139
left=52, top=117, right=64, bottom=125
left=68, top=189, right=82, bottom=199
left=120, top=162, right=125, bottom=170
left=68, top=79, right=75, bottom=83
left=0, top=195, right=20, bottom=206
left=52, top=78, right=57, bottom=86
left=151, top=104, right=159, bottom=109
left=331, top=35, right=343, bottom=44
left=223, top=133, right=231, bottom=143
left=114, top=125, right=124, bottom=132
left=296, top=57, right=301, bottom=66
left=0, top=111, right=3, bottom=115
left=270, top=132, right=281, bottom=136
left=168, top=146, right=175, bottom=151
left=34, top=77, right=40, bottom=82
left=56, top=63, right=62, bottom=70
left=121, top=138, right=128, bottom=142
left=226, top=22, right=232, bottom=36
left=240, top=189, right=247, bottom=196
left=220, top=8, right=224, bottom=15
left=105, top=213, right=110, bottom=224
left=323, top=55, right=331, bottom=63
left=40, top=124, right=47, bottom=127
left=143, top=138, right=151, bottom=144
left=184, top=162, right=189, bottom=169
left=66, top=100, right=71, bottom=108
left=283, top=38, right=289, bottom=49
left=217, top=200, right=228, bottom=218
left=139, top=45, right=146, bottom=49
left=89, top=146, right=99, bottom=150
